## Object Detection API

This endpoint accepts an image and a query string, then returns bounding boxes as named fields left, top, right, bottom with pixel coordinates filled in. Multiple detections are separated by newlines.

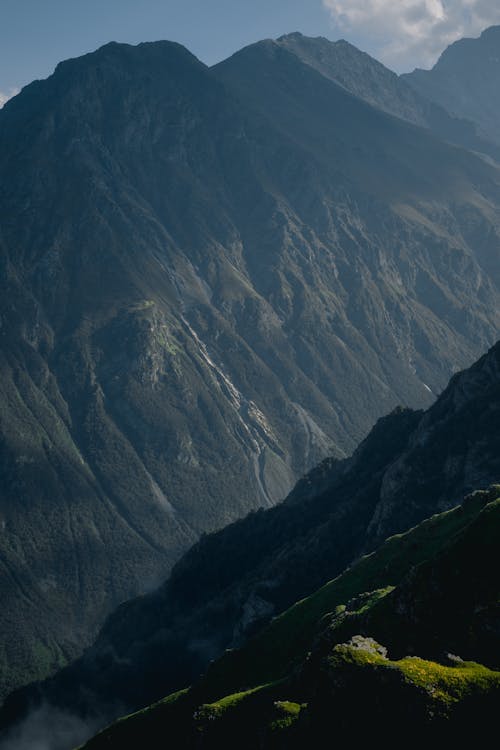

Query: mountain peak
left=51, top=38, right=204, bottom=81
left=433, top=23, right=500, bottom=72
left=277, top=31, right=305, bottom=42
left=0, top=37, right=210, bottom=137
left=266, top=31, right=440, bottom=131
left=266, top=30, right=500, bottom=160
left=481, top=24, right=500, bottom=39
left=404, top=24, right=500, bottom=146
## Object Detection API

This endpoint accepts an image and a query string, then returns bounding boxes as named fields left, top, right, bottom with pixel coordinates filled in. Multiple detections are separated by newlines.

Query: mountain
left=404, top=25, right=500, bottom=148
left=81, top=488, right=500, bottom=748
left=1, top=32, right=500, bottom=701
left=276, top=32, right=500, bottom=160
left=3, top=341, right=499, bottom=745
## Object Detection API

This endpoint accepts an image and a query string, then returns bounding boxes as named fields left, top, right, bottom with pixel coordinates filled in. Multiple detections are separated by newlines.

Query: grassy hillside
left=81, top=488, right=500, bottom=748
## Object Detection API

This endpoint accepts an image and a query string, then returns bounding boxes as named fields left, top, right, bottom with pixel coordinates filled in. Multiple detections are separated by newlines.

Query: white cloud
left=0, top=88, right=20, bottom=108
left=322, top=0, right=500, bottom=70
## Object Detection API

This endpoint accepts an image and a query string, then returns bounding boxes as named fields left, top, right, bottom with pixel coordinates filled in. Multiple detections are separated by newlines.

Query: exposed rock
left=344, top=635, right=387, bottom=658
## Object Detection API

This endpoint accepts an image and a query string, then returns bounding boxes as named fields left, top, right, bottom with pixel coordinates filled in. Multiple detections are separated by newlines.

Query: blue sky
left=0, top=0, right=333, bottom=100
left=2, top=0, right=500, bottom=105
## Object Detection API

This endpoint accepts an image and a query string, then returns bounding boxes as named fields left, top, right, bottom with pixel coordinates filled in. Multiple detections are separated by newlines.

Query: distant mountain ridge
left=404, top=25, right=500, bottom=148
left=1, top=28, right=500, bottom=704
left=276, top=32, right=500, bottom=161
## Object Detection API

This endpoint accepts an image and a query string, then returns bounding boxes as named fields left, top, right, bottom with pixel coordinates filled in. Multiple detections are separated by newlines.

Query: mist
left=0, top=705, right=102, bottom=750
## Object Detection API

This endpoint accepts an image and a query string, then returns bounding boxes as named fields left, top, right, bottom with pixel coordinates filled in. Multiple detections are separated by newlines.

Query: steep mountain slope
left=0, top=39, right=326, bottom=700
left=404, top=25, right=500, bottom=148
left=3, top=342, right=499, bottom=741
left=276, top=32, right=500, bottom=160
left=1, top=33, right=500, bottom=700
left=214, top=37, right=500, bottom=292
left=81, top=489, right=500, bottom=749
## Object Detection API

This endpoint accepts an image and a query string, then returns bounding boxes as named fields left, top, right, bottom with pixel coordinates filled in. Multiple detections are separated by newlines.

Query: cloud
left=0, top=704, right=102, bottom=750
left=322, top=0, right=500, bottom=70
left=0, top=88, right=19, bottom=108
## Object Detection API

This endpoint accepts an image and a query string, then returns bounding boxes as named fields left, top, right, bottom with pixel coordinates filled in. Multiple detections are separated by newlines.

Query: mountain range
left=1, top=24, right=500, bottom=713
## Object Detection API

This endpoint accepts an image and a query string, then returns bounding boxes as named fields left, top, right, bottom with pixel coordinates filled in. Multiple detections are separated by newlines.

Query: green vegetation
left=329, top=643, right=500, bottom=705
left=81, top=492, right=500, bottom=749
left=104, top=687, right=189, bottom=730
left=202, top=491, right=491, bottom=697
left=198, top=683, right=275, bottom=717
left=396, top=658, right=498, bottom=704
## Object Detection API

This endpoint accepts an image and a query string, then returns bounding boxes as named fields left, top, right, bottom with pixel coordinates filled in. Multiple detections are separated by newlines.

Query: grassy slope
left=82, top=488, right=500, bottom=748
left=201, top=488, right=495, bottom=697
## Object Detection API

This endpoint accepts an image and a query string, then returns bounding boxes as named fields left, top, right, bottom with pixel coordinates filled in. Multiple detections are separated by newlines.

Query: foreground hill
left=82, top=488, right=500, bottom=748
left=3, top=341, right=499, bottom=746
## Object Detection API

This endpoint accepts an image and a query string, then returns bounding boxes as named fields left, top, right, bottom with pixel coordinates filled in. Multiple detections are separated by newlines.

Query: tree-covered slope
left=80, top=489, right=500, bottom=749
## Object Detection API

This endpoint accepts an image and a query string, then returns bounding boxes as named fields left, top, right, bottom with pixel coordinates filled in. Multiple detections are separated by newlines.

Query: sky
left=1, top=0, right=500, bottom=106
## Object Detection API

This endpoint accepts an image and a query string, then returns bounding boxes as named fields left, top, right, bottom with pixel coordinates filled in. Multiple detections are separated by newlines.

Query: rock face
left=404, top=25, right=500, bottom=148
left=3, top=342, right=499, bottom=738
left=1, top=33, right=500, bottom=698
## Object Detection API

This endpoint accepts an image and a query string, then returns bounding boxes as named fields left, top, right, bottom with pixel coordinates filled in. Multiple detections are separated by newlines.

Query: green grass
left=199, top=683, right=275, bottom=717
left=81, top=493, right=500, bottom=749
left=203, top=493, right=490, bottom=697
left=117, top=686, right=189, bottom=723
left=330, top=643, right=500, bottom=705
left=269, top=701, right=304, bottom=731
left=397, top=659, right=499, bottom=704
